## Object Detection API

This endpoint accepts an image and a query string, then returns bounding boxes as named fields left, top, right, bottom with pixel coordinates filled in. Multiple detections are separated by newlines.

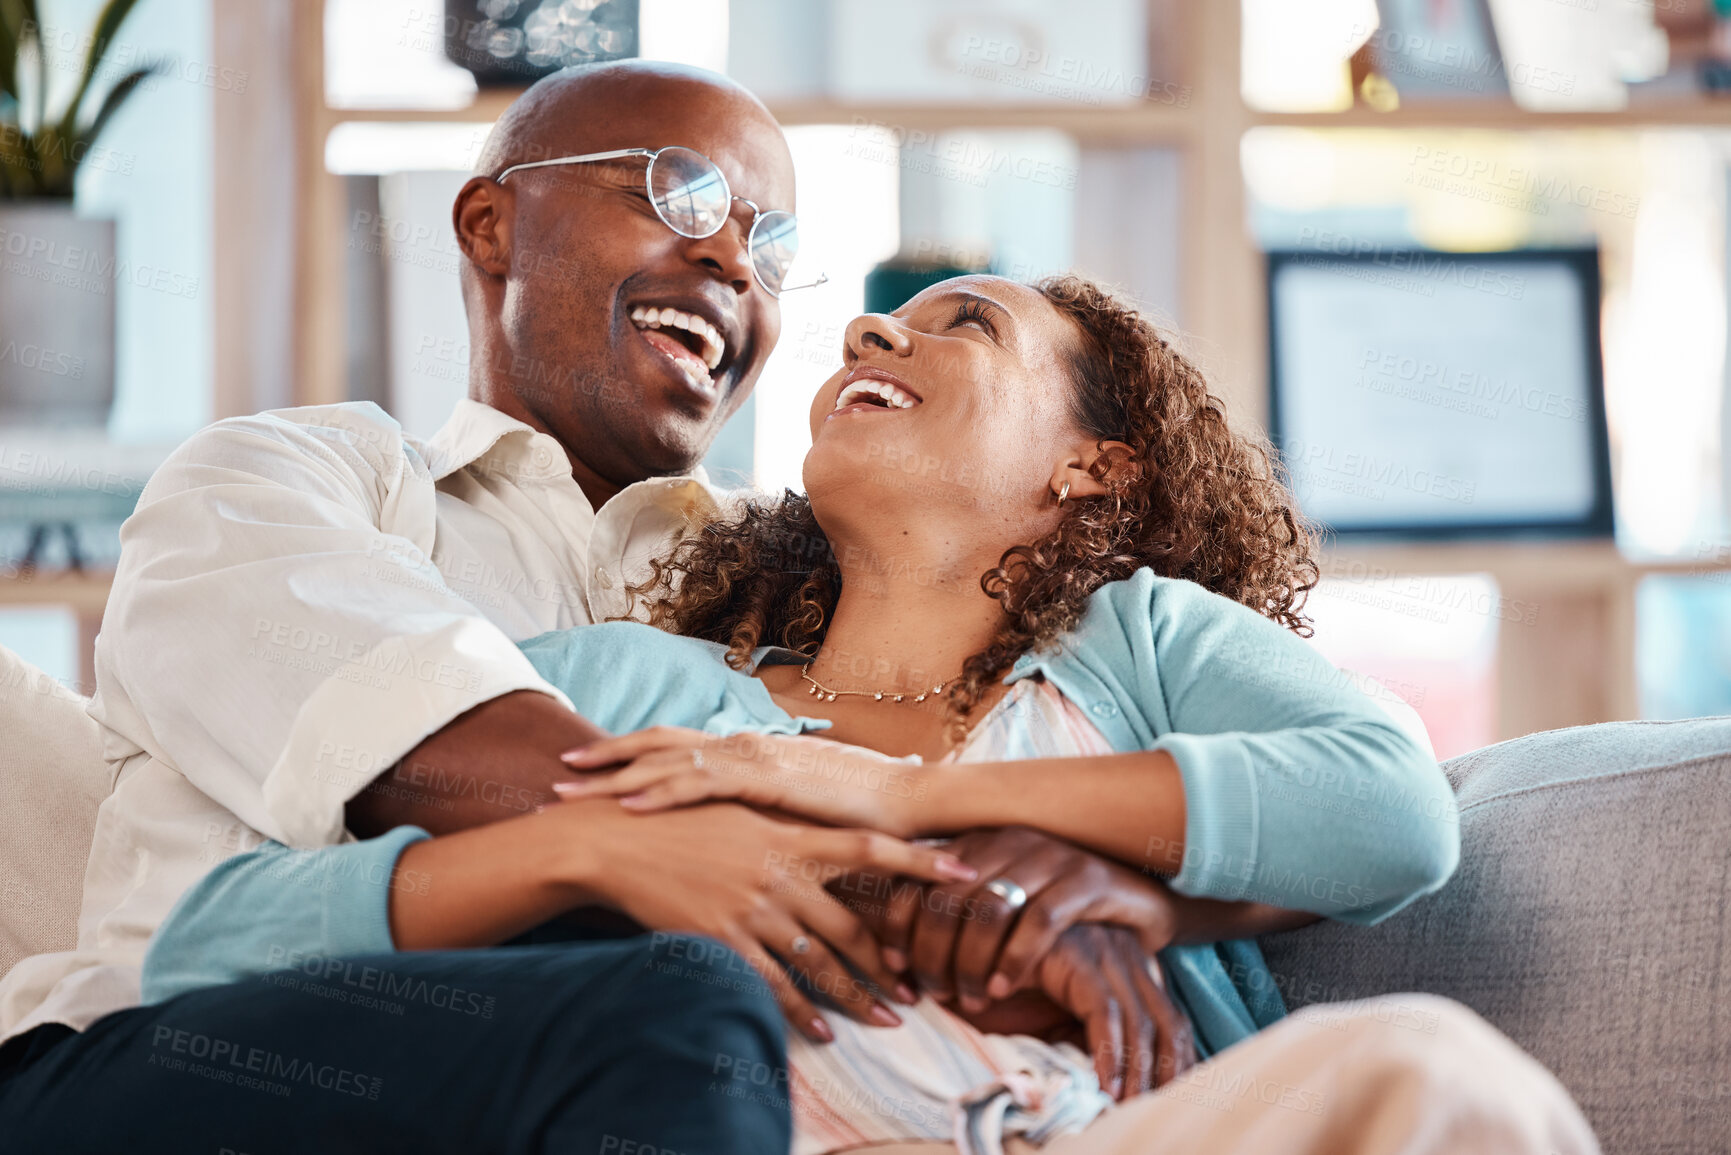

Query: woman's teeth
left=630, top=304, right=725, bottom=372
left=834, top=379, right=919, bottom=410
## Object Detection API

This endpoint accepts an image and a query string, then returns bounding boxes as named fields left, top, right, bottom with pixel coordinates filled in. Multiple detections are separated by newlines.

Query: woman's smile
left=828, top=366, right=923, bottom=420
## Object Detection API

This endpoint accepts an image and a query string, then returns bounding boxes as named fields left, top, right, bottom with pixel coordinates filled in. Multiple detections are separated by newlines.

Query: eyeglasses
left=496, top=145, right=826, bottom=298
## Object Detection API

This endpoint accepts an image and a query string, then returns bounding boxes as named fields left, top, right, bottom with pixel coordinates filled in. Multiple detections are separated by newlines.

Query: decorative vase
left=0, top=204, right=116, bottom=428
left=444, top=0, right=640, bottom=88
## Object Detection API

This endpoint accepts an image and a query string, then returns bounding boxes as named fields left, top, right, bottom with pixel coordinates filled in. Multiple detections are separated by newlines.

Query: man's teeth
left=835, top=379, right=918, bottom=410
left=630, top=304, right=725, bottom=371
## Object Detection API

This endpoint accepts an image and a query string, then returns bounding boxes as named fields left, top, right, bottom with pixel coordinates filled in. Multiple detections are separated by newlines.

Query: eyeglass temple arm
left=778, top=273, right=830, bottom=294
left=494, top=148, right=655, bottom=183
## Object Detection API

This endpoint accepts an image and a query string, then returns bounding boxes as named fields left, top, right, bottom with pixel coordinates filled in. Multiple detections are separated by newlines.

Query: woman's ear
left=453, top=176, right=514, bottom=276
left=1049, top=440, right=1135, bottom=502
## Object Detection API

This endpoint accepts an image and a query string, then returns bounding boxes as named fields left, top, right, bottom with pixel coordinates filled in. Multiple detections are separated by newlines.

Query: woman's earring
left=1056, top=480, right=1071, bottom=507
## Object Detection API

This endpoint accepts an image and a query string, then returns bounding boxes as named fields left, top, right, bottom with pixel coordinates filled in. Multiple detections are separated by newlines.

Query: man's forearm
left=1160, top=890, right=1321, bottom=945
left=347, top=690, right=610, bottom=837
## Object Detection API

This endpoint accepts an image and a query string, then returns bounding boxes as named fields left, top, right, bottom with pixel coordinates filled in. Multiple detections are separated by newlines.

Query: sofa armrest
left=1258, top=717, right=1731, bottom=1155
left=0, top=644, right=108, bottom=980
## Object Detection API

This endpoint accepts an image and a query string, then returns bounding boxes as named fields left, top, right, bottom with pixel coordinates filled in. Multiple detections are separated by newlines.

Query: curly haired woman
left=141, top=275, right=1598, bottom=1155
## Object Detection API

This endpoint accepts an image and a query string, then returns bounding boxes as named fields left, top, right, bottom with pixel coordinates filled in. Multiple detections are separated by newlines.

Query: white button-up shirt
left=0, top=398, right=722, bottom=1042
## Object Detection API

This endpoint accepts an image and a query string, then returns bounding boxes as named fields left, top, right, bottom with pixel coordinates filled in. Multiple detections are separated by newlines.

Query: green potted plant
left=0, top=0, right=154, bottom=427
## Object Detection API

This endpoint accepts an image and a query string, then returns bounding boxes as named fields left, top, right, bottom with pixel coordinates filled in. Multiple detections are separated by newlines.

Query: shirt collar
left=751, top=644, right=809, bottom=671
left=422, top=397, right=712, bottom=498
left=422, top=398, right=559, bottom=482
left=737, top=644, right=831, bottom=735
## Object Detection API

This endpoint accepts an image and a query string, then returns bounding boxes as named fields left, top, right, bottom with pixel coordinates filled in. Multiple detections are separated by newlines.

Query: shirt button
left=532, top=446, right=553, bottom=468
left=594, top=566, right=614, bottom=589
left=1090, top=701, right=1119, bottom=718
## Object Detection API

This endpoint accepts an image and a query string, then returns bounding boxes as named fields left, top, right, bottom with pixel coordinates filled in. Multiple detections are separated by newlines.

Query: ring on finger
left=692, top=748, right=705, bottom=770
left=790, top=935, right=812, bottom=955
left=984, top=878, right=1028, bottom=910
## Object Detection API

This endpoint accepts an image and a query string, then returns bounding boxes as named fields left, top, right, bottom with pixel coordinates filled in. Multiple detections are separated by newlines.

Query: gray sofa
left=1261, top=717, right=1731, bottom=1155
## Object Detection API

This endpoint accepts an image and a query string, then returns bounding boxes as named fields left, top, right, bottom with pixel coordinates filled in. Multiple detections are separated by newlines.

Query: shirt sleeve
left=1121, top=575, right=1460, bottom=924
left=90, top=404, right=570, bottom=849
left=140, top=827, right=429, bottom=1006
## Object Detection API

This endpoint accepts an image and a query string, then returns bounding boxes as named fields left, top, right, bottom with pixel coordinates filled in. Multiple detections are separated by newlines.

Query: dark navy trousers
left=0, top=934, right=790, bottom=1154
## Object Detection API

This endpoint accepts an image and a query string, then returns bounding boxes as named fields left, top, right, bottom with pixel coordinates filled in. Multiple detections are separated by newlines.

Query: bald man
left=1, top=57, right=1221, bottom=1153
left=0, top=62, right=810, bottom=1153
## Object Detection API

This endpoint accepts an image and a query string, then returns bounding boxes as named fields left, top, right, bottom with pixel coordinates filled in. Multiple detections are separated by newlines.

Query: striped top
left=788, top=676, right=1125, bottom=1155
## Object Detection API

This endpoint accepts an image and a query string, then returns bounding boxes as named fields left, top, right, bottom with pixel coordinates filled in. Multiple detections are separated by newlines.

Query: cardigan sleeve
left=140, top=827, right=430, bottom=1005
left=1094, top=572, right=1459, bottom=924
left=136, top=627, right=818, bottom=1007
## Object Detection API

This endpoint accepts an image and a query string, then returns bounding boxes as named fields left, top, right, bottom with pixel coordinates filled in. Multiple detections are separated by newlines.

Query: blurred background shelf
left=1263, top=101, right=1731, bottom=129
left=0, top=573, right=113, bottom=614
left=326, top=94, right=1731, bottom=133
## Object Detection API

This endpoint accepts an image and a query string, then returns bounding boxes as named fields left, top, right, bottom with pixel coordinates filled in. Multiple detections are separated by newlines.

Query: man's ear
left=1049, top=439, right=1136, bottom=502
left=453, top=177, right=513, bottom=276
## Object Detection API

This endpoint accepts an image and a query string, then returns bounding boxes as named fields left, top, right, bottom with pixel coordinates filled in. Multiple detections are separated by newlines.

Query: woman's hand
left=858, top=827, right=1178, bottom=1011
left=543, top=796, right=975, bottom=1043
left=556, top=725, right=930, bottom=837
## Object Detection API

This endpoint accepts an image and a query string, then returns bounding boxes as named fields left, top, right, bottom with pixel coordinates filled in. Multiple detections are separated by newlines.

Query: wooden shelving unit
left=0, top=572, right=113, bottom=616
left=1262, top=101, right=1731, bottom=130
left=292, top=2, right=1729, bottom=740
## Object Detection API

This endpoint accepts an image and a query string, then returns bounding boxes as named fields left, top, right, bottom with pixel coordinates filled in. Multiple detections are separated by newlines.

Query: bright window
left=1637, top=575, right=1731, bottom=720
left=1302, top=571, right=1501, bottom=759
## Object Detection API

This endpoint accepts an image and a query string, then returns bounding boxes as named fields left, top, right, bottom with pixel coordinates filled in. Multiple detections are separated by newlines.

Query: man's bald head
left=452, top=61, right=795, bottom=507
left=474, top=60, right=776, bottom=179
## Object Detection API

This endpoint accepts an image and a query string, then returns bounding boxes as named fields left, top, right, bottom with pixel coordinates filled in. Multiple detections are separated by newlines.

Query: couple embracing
left=0, top=61, right=1596, bottom=1155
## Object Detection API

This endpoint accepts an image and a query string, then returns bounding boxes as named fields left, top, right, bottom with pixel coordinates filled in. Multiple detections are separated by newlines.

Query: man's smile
left=627, top=294, right=740, bottom=404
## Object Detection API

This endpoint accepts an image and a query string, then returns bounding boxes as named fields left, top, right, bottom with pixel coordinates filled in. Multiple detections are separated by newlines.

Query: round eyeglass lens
left=749, top=210, right=799, bottom=295
left=648, top=147, right=731, bottom=238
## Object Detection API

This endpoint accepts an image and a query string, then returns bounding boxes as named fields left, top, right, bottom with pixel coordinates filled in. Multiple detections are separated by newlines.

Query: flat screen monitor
left=1266, top=247, right=1613, bottom=539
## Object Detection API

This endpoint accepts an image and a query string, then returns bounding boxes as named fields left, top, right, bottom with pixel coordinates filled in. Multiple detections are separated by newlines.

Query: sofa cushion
left=0, top=644, right=108, bottom=981
left=1259, top=717, right=1731, bottom=1155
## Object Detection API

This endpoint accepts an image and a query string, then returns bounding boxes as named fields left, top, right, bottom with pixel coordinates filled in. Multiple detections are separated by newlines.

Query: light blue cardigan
left=142, top=570, right=1459, bottom=1056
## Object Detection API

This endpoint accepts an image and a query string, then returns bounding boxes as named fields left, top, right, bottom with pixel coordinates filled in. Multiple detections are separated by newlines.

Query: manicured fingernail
left=936, top=856, right=978, bottom=881
left=960, top=994, right=987, bottom=1014
left=808, top=1017, right=834, bottom=1043
left=868, top=1003, right=901, bottom=1028
left=882, top=948, right=907, bottom=972
left=893, top=982, right=917, bottom=1004
left=619, top=793, right=651, bottom=809
left=559, top=747, right=592, bottom=763
left=552, top=781, right=585, bottom=796
left=986, top=974, right=1011, bottom=999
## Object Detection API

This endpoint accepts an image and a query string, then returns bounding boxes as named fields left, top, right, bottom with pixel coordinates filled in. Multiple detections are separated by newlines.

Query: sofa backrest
left=0, top=644, right=109, bottom=980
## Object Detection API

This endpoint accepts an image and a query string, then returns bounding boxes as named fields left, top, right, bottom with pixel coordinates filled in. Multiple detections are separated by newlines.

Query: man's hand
left=558, top=799, right=976, bottom=1043
left=1029, top=924, right=1196, bottom=1099
left=858, top=827, right=1177, bottom=1011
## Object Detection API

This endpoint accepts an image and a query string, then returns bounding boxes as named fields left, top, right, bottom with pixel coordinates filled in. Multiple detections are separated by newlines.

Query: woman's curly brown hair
left=632, top=274, right=1320, bottom=739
